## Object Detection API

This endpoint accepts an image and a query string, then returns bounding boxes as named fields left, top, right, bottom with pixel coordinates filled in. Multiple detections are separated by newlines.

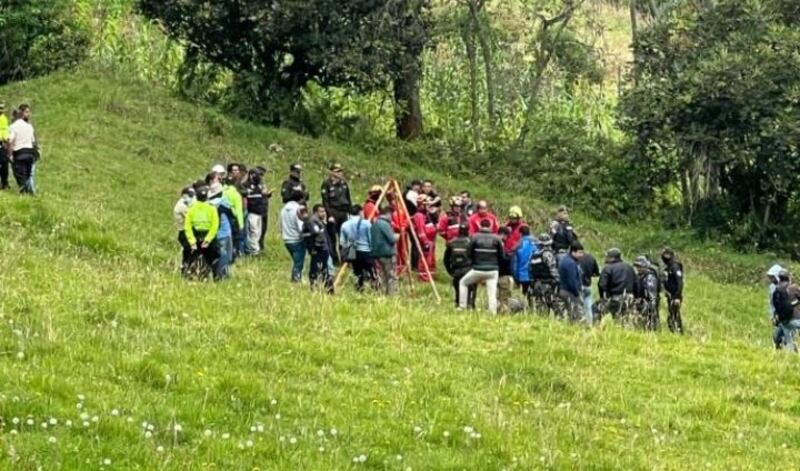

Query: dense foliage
left=620, top=0, right=800, bottom=252
left=0, top=0, right=89, bottom=85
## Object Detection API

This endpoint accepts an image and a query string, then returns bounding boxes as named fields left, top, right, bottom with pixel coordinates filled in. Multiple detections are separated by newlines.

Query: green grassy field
left=0, top=70, right=798, bottom=470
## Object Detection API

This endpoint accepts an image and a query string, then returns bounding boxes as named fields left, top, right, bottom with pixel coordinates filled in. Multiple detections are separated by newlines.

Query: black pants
left=12, top=152, right=34, bottom=193
left=185, top=231, right=219, bottom=280
left=177, top=231, right=192, bottom=275
left=453, top=272, right=476, bottom=308
left=326, top=213, right=348, bottom=265
left=667, top=297, right=683, bottom=333
left=259, top=208, right=268, bottom=251
left=0, top=147, right=9, bottom=188
left=310, top=249, right=333, bottom=293
left=352, top=251, right=374, bottom=291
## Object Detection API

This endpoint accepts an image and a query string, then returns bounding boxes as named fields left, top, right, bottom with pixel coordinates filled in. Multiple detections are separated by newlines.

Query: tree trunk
left=393, top=62, right=423, bottom=140
left=462, top=16, right=481, bottom=148
left=469, top=1, right=497, bottom=132
left=630, top=0, right=639, bottom=84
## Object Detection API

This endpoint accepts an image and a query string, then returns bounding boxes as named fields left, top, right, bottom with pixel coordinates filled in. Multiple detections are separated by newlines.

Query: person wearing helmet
left=503, top=206, right=528, bottom=253
left=467, top=200, right=499, bottom=236
left=550, top=205, right=578, bottom=256
left=412, top=195, right=439, bottom=282
left=174, top=186, right=196, bottom=276
left=281, top=163, right=309, bottom=203
left=633, top=256, right=661, bottom=331
left=438, top=196, right=468, bottom=244
left=598, top=248, right=636, bottom=320
left=444, top=224, right=475, bottom=308
left=772, top=269, right=800, bottom=351
left=766, top=263, right=785, bottom=348
left=528, top=233, right=560, bottom=314
left=661, top=248, right=684, bottom=334
left=321, top=163, right=352, bottom=264
left=364, top=184, right=384, bottom=221
left=183, top=185, right=220, bottom=280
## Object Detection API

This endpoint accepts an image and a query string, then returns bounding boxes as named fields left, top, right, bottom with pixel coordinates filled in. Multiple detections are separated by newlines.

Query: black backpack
left=449, top=239, right=471, bottom=272
left=773, top=285, right=796, bottom=323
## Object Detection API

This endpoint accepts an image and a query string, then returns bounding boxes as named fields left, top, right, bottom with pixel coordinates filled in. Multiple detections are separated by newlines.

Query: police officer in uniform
left=633, top=256, right=661, bottom=331
left=321, top=163, right=352, bottom=264
left=550, top=206, right=578, bottom=256
left=281, top=163, right=309, bottom=203
left=661, top=248, right=685, bottom=334
left=529, top=234, right=560, bottom=314
left=598, top=248, right=636, bottom=321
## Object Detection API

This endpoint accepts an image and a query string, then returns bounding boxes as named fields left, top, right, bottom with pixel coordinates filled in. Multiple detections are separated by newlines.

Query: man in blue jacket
left=558, top=242, right=585, bottom=321
left=511, top=226, right=537, bottom=299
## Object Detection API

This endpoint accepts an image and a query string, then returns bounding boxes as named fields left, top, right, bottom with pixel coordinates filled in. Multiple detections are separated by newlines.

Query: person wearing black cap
left=528, top=233, right=560, bottom=314
left=321, top=163, right=352, bottom=264
left=598, top=248, right=636, bottom=320
left=661, top=248, right=685, bottom=334
left=281, top=163, right=309, bottom=203
left=633, top=256, right=661, bottom=331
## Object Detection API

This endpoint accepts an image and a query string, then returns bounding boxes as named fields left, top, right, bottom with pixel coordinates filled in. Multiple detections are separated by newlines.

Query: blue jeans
left=214, top=236, right=233, bottom=280
left=782, top=320, right=800, bottom=352
left=285, top=242, right=306, bottom=282
left=582, top=286, right=593, bottom=325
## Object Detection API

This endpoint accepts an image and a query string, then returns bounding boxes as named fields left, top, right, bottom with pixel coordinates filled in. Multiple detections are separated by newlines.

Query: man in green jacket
left=184, top=185, right=220, bottom=280
left=370, top=206, right=399, bottom=295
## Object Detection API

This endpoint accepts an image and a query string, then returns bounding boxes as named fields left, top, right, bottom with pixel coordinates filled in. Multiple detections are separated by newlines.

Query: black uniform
left=303, top=215, right=333, bottom=293
left=529, top=246, right=559, bottom=312
left=663, top=260, right=684, bottom=333
left=444, top=236, right=476, bottom=308
left=281, top=177, right=309, bottom=203
left=551, top=219, right=578, bottom=253
left=598, top=260, right=636, bottom=318
left=321, top=178, right=352, bottom=264
left=634, top=268, right=661, bottom=331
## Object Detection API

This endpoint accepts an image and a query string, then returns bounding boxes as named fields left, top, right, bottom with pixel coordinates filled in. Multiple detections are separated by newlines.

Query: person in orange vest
left=467, top=200, right=499, bottom=235
left=412, top=195, right=439, bottom=282
left=364, top=184, right=383, bottom=221
left=438, top=196, right=468, bottom=244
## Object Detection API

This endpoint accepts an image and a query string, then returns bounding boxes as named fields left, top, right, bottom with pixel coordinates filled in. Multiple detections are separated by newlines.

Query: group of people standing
left=0, top=102, right=39, bottom=194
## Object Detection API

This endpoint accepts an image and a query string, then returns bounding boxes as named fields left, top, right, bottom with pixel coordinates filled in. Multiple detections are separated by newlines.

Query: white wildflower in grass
left=274, top=414, right=281, bottom=420
left=77, top=403, right=83, bottom=410
left=156, top=446, right=164, bottom=453
left=221, top=433, right=230, bottom=440
left=250, top=426, right=257, bottom=433
left=358, top=454, right=368, bottom=463
left=83, top=421, right=90, bottom=428
left=16, top=351, right=24, bottom=360
left=318, top=446, right=325, bottom=453
left=77, top=395, right=85, bottom=402
left=10, top=430, right=17, bottom=435
left=141, top=421, right=148, bottom=428
left=396, top=454, right=403, bottom=461
left=443, top=431, right=450, bottom=438
left=145, top=431, right=153, bottom=439
left=204, top=429, right=212, bottom=438
left=65, top=420, right=72, bottom=427
left=91, top=416, right=99, bottom=423
left=41, top=422, right=48, bottom=429
left=237, top=442, right=245, bottom=450
left=330, top=428, right=338, bottom=436
left=111, top=409, right=119, bottom=417
left=246, top=440, right=254, bottom=448
left=317, top=429, right=325, bottom=437
left=270, top=399, right=278, bottom=406
left=81, top=413, right=90, bottom=421
left=173, top=424, right=182, bottom=433
left=127, top=417, right=134, bottom=423
left=289, top=437, right=297, bottom=445
left=279, top=436, right=286, bottom=443
left=413, top=426, right=422, bottom=434
left=12, top=417, right=19, bottom=425
left=48, top=436, right=56, bottom=444
left=103, top=458, right=111, bottom=466
left=49, top=418, right=57, bottom=426
left=256, top=424, right=264, bottom=433
left=147, top=424, right=155, bottom=431
left=26, top=419, right=34, bottom=426
left=463, top=426, right=474, bottom=434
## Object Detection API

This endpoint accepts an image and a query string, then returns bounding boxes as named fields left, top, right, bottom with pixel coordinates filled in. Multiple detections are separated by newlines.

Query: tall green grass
left=0, top=70, right=795, bottom=470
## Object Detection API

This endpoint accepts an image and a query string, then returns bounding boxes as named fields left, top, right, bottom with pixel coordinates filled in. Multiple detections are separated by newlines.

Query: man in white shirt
left=7, top=104, right=37, bottom=194
left=280, top=194, right=308, bottom=283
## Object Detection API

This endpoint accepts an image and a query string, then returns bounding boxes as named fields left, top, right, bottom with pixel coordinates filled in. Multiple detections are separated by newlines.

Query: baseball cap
left=290, top=163, right=302, bottom=172
left=329, top=163, right=343, bottom=172
left=211, top=164, right=226, bottom=175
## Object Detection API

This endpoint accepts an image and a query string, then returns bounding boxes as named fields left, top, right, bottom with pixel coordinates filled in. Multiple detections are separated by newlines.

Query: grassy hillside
left=0, top=70, right=797, bottom=470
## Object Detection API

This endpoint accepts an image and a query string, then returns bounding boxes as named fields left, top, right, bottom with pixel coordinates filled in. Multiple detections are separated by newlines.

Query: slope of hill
left=0, top=70, right=796, bottom=470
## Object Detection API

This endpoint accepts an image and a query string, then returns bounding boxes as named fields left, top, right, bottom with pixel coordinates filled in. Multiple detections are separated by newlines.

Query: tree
left=620, top=0, right=800, bottom=249
left=138, top=0, right=431, bottom=139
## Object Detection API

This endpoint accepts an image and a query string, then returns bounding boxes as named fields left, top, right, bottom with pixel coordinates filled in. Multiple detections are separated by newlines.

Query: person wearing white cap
left=767, top=263, right=785, bottom=348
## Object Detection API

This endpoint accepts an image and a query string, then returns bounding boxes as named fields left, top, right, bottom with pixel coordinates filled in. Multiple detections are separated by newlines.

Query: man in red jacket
left=389, top=193, right=411, bottom=275
left=504, top=205, right=528, bottom=253
left=438, top=196, right=468, bottom=243
left=413, top=195, right=439, bottom=282
left=468, top=200, right=499, bottom=235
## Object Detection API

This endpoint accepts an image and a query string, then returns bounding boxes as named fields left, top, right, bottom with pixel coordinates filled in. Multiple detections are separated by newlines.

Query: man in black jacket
left=598, top=248, right=636, bottom=320
left=443, top=225, right=475, bottom=308
left=459, top=219, right=505, bottom=313
left=304, top=204, right=334, bottom=293
left=321, top=163, right=352, bottom=264
left=661, top=248, right=684, bottom=334
left=281, top=163, right=309, bottom=203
